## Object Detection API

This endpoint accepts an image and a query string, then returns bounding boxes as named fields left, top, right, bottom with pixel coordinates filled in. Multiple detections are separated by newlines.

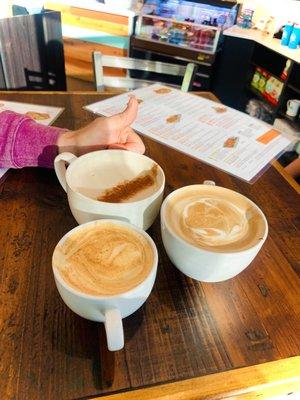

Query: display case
left=130, top=1, right=239, bottom=91
left=135, top=14, right=221, bottom=54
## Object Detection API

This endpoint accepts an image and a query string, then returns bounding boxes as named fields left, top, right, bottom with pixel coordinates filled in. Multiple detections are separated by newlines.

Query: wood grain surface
left=0, top=92, right=299, bottom=400
left=97, top=357, right=300, bottom=400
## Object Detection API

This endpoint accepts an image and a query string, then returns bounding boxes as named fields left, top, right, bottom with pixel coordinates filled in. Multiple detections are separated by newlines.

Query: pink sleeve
left=0, top=110, right=67, bottom=169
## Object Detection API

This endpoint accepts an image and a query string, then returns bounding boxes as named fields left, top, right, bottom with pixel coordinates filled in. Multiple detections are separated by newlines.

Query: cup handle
left=104, top=309, right=124, bottom=351
left=54, top=152, right=77, bottom=192
left=287, top=100, right=292, bottom=109
left=203, top=180, right=215, bottom=186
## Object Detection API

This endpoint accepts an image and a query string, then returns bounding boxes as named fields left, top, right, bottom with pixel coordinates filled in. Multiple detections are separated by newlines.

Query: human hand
left=57, top=97, right=145, bottom=155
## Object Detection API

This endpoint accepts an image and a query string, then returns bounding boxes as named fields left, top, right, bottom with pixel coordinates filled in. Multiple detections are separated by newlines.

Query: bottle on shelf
left=251, top=68, right=262, bottom=89
left=281, top=22, right=294, bottom=46
left=257, top=69, right=270, bottom=94
left=280, top=59, right=292, bottom=80
left=288, top=24, right=300, bottom=49
left=264, top=76, right=284, bottom=105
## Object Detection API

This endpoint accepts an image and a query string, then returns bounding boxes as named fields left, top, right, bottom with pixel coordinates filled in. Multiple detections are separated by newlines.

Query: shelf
left=287, top=84, right=300, bottom=95
left=139, top=14, right=221, bottom=31
left=131, top=36, right=216, bottom=64
left=250, top=62, right=285, bottom=84
left=247, top=86, right=278, bottom=112
left=135, top=35, right=215, bottom=54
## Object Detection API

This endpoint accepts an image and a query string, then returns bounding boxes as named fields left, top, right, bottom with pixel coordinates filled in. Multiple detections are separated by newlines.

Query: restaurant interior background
left=0, top=0, right=299, bottom=181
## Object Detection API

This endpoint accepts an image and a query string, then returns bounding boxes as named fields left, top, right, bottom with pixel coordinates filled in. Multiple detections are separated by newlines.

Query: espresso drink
left=165, top=186, right=266, bottom=252
left=53, top=222, right=154, bottom=296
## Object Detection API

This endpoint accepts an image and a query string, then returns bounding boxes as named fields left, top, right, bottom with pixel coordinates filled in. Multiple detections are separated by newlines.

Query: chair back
left=92, top=51, right=196, bottom=92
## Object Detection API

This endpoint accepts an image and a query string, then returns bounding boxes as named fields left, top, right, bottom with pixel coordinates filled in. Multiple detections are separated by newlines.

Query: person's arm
left=57, top=96, right=143, bottom=155
left=0, top=97, right=143, bottom=169
left=0, top=110, right=65, bottom=168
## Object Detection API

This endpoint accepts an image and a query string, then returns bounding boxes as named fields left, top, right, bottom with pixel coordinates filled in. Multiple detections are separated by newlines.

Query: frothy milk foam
left=53, top=222, right=154, bottom=296
left=165, top=186, right=266, bottom=252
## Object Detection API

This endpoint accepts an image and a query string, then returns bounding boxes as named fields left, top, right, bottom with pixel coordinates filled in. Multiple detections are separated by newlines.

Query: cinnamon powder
left=97, top=165, right=158, bottom=203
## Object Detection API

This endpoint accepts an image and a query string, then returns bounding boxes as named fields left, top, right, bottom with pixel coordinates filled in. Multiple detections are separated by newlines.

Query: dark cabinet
left=0, top=11, right=66, bottom=90
left=212, top=35, right=300, bottom=131
left=212, top=35, right=255, bottom=111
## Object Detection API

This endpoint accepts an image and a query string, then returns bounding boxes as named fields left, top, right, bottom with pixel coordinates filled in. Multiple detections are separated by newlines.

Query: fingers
left=123, top=129, right=145, bottom=154
left=108, top=142, right=145, bottom=154
left=123, top=96, right=138, bottom=126
left=108, top=129, right=145, bottom=154
left=109, top=96, right=138, bottom=129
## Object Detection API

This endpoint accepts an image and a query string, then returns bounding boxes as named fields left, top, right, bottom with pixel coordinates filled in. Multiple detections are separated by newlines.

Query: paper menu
left=85, top=84, right=292, bottom=182
left=0, top=100, right=64, bottom=181
left=0, top=100, right=64, bottom=126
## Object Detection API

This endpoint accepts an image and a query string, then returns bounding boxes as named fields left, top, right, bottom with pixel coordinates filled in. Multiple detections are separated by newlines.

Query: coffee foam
left=165, top=186, right=266, bottom=252
left=53, top=223, right=154, bottom=296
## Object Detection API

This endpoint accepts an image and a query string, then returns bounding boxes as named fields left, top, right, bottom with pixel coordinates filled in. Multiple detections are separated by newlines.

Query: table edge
left=93, top=356, right=300, bottom=400
left=272, top=160, right=300, bottom=194
left=0, top=90, right=216, bottom=96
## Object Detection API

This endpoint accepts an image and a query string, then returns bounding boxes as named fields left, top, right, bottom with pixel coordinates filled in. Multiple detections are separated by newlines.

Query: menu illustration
left=85, top=84, right=293, bottom=182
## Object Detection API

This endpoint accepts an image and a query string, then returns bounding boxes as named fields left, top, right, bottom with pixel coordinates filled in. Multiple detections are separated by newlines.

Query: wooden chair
left=92, top=51, right=196, bottom=92
left=0, top=11, right=66, bottom=90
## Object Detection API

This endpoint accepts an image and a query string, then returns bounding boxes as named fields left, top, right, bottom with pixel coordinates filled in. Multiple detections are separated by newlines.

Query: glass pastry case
left=131, top=0, right=239, bottom=90
left=136, top=14, right=221, bottom=54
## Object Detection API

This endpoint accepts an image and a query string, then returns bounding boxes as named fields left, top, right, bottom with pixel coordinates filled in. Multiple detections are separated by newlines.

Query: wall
left=44, top=1, right=134, bottom=82
left=0, top=1, right=44, bottom=18
left=0, top=1, right=12, bottom=18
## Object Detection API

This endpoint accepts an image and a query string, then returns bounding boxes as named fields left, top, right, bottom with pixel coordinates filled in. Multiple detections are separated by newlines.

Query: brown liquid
left=97, top=165, right=158, bottom=203
left=53, top=223, right=154, bottom=296
left=165, top=186, right=266, bottom=252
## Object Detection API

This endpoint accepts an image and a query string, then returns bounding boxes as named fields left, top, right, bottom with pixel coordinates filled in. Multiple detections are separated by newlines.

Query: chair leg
left=181, top=63, right=196, bottom=92
left=92, top=51, right=105, bottom=92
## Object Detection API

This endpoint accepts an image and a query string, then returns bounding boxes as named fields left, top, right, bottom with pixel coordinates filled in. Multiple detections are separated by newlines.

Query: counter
left=224, top=26, right=300, bottom=64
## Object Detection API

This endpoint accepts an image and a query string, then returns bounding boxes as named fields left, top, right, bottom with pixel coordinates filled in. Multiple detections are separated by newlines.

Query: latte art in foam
left=53, top=223, right=154, bottom=296
left=182, top=198, right=248, bottom=247
left=165, top=186, right=266, bottom=252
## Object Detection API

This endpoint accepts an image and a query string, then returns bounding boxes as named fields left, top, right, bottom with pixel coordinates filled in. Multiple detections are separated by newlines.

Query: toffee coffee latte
left=53, top=222, right=154, bottom=296
left=164, top=185, right=266, bottom=253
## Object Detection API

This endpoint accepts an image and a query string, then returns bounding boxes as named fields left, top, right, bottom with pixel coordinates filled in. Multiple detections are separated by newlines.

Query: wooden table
left=0, top=92, right=299, bottom=400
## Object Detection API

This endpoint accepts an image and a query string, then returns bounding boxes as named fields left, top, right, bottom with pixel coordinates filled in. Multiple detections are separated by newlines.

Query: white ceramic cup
left=54, top=150, right=165, bottom=230
left=160, top=182, right=268, bottom=282
left=286, top=99, right=300, bottom=117
left=52, top=219, right=158, bottom=351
